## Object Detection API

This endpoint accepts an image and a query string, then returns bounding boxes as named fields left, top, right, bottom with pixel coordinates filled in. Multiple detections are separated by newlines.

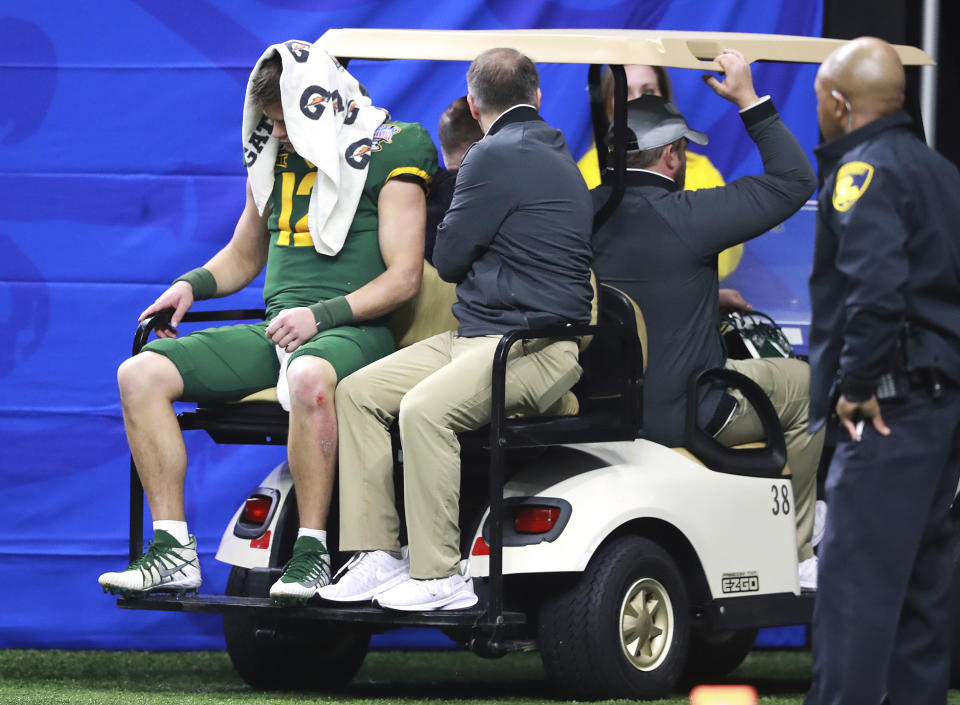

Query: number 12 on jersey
left=276, top=171, right=316, bottom=247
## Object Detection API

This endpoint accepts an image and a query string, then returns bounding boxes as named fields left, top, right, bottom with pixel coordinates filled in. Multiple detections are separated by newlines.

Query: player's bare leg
left=100, top=352, right=199, bottom=596
left=270, top=355, right=338, bottom=603
left=286, top=355, right=339, bottom=529
left=116, top=351, right=187, bottom=520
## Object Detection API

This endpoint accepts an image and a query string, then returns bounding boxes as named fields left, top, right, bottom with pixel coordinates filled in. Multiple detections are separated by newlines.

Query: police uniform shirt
left=808, top=111, right=960, bottom=428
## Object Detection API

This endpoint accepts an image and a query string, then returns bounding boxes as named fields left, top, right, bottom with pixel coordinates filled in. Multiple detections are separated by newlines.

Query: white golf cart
left=118, top=29, right=936, bottom=700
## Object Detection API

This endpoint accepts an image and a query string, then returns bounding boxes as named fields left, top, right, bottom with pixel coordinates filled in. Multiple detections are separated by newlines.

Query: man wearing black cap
left=592, top=50, right=823, bottom=585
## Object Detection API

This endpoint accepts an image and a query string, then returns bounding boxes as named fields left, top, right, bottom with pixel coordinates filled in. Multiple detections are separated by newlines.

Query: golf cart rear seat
left=175, top=262, right=595, bottom=444
left=161, top=265, right=647, bottom=448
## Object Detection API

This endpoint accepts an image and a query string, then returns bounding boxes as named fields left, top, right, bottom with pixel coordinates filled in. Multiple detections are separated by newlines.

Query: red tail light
left=242, top=496, right=273, bottom=525
left=471, top=537, right=490, bottom=556
left=514, top=507, right=561, bottom=534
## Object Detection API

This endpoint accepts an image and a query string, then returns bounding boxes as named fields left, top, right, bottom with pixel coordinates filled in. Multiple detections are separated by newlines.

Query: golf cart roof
left=315, top=28, right=934, bottom=69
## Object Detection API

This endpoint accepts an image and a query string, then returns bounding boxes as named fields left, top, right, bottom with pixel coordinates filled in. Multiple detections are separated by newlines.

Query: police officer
left=805, top=36, right=960, bottom=705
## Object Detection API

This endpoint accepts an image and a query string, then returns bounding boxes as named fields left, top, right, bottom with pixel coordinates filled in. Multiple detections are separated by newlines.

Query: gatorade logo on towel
left=300, top=86, right=345, bottom=120
left=243, top=114, right=272, bottom=167
left=284, top=40, right=310, bottom=63
left=345, top=138, right=373, bottom=169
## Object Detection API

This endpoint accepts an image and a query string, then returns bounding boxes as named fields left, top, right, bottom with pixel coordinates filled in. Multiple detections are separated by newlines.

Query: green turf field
left=2, top=649, right=959, bottom=705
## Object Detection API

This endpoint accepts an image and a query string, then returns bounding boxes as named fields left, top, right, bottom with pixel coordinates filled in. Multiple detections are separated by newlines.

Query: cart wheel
left=538, top=535, right=690, bottom=700
left=682, top=627, right=757, bottom=683
left=223, top=566, right=369, bottom=691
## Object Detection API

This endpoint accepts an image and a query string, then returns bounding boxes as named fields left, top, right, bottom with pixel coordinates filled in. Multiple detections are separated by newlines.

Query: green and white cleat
left=270, top=536, right=331, bottom=605
left=99, top=530, right=201, bottom=598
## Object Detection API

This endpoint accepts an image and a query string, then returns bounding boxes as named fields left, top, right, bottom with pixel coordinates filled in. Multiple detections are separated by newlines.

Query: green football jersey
left=262, top=121, right=438, bottom=318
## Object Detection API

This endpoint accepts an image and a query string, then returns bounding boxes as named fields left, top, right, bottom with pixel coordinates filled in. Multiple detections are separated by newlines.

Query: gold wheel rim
left=619, top=577, right=673, bottom=671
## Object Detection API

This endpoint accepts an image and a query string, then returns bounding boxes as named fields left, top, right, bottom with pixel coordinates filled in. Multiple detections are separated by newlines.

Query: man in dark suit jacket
left=591, top=50, right=823, bottom=587
left=323, top=48, right=593, bottom=611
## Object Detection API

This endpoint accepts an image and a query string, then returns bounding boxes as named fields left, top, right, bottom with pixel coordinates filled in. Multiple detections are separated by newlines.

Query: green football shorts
left=143, top=320, right=394, bottom=403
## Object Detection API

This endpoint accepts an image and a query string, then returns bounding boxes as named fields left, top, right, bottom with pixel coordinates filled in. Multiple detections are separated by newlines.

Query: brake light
left=242, top=496, right=273, bottom=525
left=471, top=537, right=490, bottom=556
left=514, top=507, right=560, bottom=534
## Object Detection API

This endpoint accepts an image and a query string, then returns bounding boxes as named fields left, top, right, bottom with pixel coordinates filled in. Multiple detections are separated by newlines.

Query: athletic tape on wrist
left=173, top=267, right=217, bottom=300
left=308, top=296, right=354, bottom=332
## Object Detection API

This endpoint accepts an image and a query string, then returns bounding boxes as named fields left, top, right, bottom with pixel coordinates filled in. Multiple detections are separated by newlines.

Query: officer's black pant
left=805, top=386, right=960, bottom=705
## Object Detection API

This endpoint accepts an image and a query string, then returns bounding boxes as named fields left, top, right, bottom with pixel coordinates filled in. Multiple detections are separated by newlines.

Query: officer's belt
left=877, top=367, right=957, bottom=401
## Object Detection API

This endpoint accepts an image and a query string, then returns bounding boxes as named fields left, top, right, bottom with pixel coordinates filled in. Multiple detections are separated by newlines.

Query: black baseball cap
left=608, top=94, right=708, bottom=152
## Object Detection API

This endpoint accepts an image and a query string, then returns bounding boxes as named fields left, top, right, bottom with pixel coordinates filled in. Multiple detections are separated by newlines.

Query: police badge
left=832, top=161, right=875, bottom=212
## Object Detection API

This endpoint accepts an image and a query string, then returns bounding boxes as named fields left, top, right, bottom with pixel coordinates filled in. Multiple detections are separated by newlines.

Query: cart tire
left=682, top=627, right=757, bottom=682
left=223, top=566, right=369, bottom=691
left=538, top=535, right=690, bottom=700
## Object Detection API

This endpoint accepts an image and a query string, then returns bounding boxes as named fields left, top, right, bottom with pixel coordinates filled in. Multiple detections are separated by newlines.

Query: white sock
left=297, top=528, right=327, bottom=544
left=154, top=520, right=189, bottom=545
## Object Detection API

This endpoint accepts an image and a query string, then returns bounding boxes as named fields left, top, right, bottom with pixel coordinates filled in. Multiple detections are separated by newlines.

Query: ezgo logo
left=721, top=571, right=759, bottom=594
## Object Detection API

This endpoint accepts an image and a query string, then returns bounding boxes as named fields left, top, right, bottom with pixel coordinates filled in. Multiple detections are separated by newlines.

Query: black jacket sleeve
left=667, top=100, right=817, bottom=257
left=831, top=164, right=910, bottom=399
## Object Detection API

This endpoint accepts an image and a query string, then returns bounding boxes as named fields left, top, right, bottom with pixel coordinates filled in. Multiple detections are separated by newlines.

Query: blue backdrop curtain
left=0, top=0, right=821, bottom=649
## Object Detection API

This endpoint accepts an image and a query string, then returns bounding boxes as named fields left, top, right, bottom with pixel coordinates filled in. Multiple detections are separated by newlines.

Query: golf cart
left=117, top=29, right=935, bottom=700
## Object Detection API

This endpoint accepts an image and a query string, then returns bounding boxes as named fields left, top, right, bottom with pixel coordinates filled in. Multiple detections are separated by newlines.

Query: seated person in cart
left=99, top=43, right=437, bottom=603
left=319, top=47, right=594, bottom=611
left=591, top=50, right=824, bottom=588
left=425, top=95, right=484, bottom=263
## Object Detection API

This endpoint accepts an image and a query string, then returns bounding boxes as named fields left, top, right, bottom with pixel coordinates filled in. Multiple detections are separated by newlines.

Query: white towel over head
left=242, top=40, right=387, bottom=410
left=241, top=39, right=387, bottom=257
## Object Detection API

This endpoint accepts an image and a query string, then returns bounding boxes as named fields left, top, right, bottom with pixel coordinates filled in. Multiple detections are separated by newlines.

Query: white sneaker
left=374, top=562, right=478, bottom=611
left=812, top=500, right=827, bottom=548
left=799, top=555, right=818, bottom=592
left=99, top=530, right=201, bottom=597
left=318, top=547, right=410, bottom=602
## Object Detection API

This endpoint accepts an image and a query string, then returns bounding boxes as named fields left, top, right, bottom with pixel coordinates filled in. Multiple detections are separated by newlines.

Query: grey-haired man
left=591, top=50, right=823, bottom=587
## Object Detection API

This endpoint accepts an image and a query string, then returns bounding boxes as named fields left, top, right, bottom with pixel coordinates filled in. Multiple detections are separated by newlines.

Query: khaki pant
left=336, top=331, right=582, bottom=578
left=716, top=357, right=824, bottom=562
